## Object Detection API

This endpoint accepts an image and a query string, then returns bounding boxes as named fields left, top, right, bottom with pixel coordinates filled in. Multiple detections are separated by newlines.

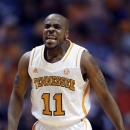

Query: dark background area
left=0, top=0, right=130, bottom=130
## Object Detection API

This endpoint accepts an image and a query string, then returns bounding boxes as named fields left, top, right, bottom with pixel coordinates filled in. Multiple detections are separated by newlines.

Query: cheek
left=43, top=30, right=46, bottom=35
left=63, top=34, right=67, bottom=40
left=60, top=32, right=66, bottom=38
left=43, top=34, right=45, bottom=40
left=59, top=35, right=65, bottom=41
left=43, top=31, right=47, bottom=39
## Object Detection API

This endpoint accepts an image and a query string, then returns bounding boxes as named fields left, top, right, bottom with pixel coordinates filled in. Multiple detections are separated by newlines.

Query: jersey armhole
left=76, top=48, right=88, bottom=68
left=76, top=48, right=89, bottom=82
left=29, top=47, right=36, bottom=66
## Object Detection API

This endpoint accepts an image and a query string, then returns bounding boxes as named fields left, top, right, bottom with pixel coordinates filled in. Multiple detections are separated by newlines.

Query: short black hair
left=45, top=14, right=69, bottom=30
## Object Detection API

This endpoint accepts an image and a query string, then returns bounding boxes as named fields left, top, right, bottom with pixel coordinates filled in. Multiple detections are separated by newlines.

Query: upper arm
left=81, top=51, right=109, bottom=101
left=12, top=51, right=31, bottom=98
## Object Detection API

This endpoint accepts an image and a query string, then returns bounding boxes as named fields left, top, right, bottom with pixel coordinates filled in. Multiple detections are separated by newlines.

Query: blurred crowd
left=0, top=0, right=130, bottom=130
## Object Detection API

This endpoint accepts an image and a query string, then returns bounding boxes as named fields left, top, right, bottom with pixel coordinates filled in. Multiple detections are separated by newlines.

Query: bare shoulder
left=13, top=51, right=31, bottom=90
left=19, top=51, right=31, bottom=64
left=81, top=50, right=99, bottom=75
left=18, top=51, right=31, bottom=75
left=81, top=50, right=108, bottom=89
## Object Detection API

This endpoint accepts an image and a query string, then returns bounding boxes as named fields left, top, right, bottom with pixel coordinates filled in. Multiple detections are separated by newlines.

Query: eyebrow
left=45, top=23, right=61, bottom=26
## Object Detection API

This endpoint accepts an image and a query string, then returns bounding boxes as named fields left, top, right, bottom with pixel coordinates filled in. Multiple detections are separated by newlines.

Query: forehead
left=44, top=15, right=65, bottom=25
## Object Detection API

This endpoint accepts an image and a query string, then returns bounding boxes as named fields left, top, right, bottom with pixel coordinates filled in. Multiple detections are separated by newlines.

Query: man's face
left=43, top=15, right=68, bottom=49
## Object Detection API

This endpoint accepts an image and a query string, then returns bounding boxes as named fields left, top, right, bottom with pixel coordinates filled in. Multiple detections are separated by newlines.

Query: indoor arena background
left=0, top=0, right=130, bottom=130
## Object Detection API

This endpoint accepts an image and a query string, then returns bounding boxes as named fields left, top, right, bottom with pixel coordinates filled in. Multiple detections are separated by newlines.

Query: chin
left=45, top=43, right=58, bottom=50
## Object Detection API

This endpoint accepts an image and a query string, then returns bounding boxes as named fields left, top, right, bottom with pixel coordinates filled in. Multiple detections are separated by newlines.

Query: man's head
left=43, top=14, right=69, bottom=49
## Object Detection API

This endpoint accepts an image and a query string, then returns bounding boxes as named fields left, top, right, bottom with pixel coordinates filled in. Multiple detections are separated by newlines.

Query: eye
left=45, top=24, right=50, bottom=29
left=54, top=25, right=61, bottom=29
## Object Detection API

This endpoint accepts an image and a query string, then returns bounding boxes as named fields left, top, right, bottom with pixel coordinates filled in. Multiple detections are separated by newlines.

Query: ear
left=65, top=30, right=69, bottom=39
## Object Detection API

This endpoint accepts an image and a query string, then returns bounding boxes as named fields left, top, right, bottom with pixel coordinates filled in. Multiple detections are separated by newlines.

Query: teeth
left=47, top=36, right=56, bottom=39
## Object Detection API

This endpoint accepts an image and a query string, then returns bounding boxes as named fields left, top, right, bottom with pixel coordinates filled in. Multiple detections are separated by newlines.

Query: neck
left=45, top=41, right=70, bottom=63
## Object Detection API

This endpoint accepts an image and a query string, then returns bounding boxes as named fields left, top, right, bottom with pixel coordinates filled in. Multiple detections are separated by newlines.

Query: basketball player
left=8, top=14, right=125, bottom=130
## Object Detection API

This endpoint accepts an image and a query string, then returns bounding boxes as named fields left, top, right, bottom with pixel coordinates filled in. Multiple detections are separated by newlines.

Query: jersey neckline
left=41, top=39, right=74, bottom=65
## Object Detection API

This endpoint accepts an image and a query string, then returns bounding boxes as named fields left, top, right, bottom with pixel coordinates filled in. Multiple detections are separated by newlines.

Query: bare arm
left=8, top=52, right=30, bottom=130
left=81, top=51, right=125, bottom=130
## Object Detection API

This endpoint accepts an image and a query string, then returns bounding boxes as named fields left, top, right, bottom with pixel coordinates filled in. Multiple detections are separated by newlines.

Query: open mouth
left=46, top=36, right=57, bottom=40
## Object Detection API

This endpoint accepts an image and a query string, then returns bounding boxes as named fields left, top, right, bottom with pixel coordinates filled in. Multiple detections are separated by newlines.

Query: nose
left=48, top=26, right=55, bottom=33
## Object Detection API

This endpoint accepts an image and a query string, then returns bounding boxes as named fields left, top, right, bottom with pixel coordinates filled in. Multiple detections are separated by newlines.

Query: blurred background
left=0, top=0, right=130, bottom=130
